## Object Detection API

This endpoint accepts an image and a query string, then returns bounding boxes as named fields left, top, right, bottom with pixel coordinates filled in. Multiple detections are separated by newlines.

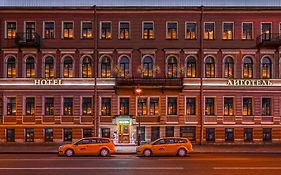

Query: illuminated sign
left=226, top=79, right=272, bottom=86
left=34, top=79, right=62, bottom=85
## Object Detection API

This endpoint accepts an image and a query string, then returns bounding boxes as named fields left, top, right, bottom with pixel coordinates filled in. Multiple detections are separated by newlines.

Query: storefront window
left=244, top=128, right=253, bottom=142
left=6, top=129, right=15, bottom=142
left=64, top=128, right=72, bottom=142
left=263, top=128, right=272, bottom=142
left=166, top=126, right=174, bottom=137
left=206, top=128, right=215, bottom=142
left=225, top=128, right=234, bottom=142
left=83, top=128, right=93, bottom=138
left=101, top=128, right=110, bottom=138
left=25, top=128, right=34, bottom=142
left=45, top=128, right=53, bottom=142
left=151, top=126, right=160, bottom=141
left=180, top=126, right=196, bottom=142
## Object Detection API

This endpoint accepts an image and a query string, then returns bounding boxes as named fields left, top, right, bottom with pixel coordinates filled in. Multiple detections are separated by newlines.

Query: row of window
left=4, top=55, right=274, bottom=78
left=5, top=21, right=277, bottom=40
left=5, top=96, right=273, bottom=116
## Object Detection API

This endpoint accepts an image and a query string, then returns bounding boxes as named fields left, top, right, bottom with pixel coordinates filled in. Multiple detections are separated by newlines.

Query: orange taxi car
left=58, top=137, right=115, bottom=157
left=136, top=137, right=193, bottom=157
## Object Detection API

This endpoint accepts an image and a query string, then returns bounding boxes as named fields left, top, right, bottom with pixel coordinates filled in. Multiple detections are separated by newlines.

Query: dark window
left=205, top=57, right=215, bottom=78
left=45, top=97, right=54, bottom=115
left=261, top=23, right=271, bottom=41
left=137, top=126, right=145, bottom=141
left=263, top=128, right=272, bottom=142
left=101, top=56, right=111, bottom=78
left=138, top=98, right=147, bottom=115
left=223, top=22, right=234, bottom=40
left=205, top=98, right=215, bottom=116
left=101, top=22, right=112, bottom=39
left=186, top=56, right=196, bottom=78
left=44, top=22, right=54, bottom=39
left=45, top=128, right=53, bottom=142
left=6, top=129, right=15, bottom=142
left=151, top=126, right=160, bottom=141
left=63, top=22, right=73, bottom=39
left=224, top=57, right=234, bottom=78
left=101, top=98, right=111, bottom=116
left=166, top=126, right=174, bottom=137
left=262, top=98, right=271, bottom=116
left=83, top=128, right=92, bottom=138
left=244, top=128, right=253, bottom=142
left=224, top=97, right=234, bottom=116
left=143, top=56, right=153, bottom=78
left=119, top=56, right=129, bottom=78
left=167, top=56, right=178, bottom=78
left=82, top=57, right=92, bottom=78
left=7, top=97, right=16, bottom=115
left=120, top=98, right=129, bottom=115
left=7, top=22, right=16, bottom=39
left=180, top=126, right=196, bottom=142
left=25, top=128, right=34, bottom=142
left=82, top=97, right=92, bottom=115
left=119, top=22, right=129, bottom=39
left=7, top=57, right=16, bottom=78
left=186, top=97, right=196, bottom=115
left=101, top=128, right=110, bottom=138
left=26, top=57, right=35, bottom=78
left=64, top=128, right=72, bottom=142
left=243, top=97, right=252, bottom=116
left=45, top=56, right=54, bottom=78
left=25, top=22, right=35, bottom=41
left=63, top=98, right=73, bottom=115
left=167, top=22, right=177, bottom=39
left=242, top=23, right=252, bottom=40
left=63, top=57, right=73, bottom=78
left=206, top=128, right=215, bottom=142
left=167, top=97, right=177, bottom=115
left=143, top=22, right=154, bottom=39
left=225, top=128, right=234, bottom=142
left=243, top=57, right=253, bottom=78
left=261, top=57, right=271, bottom=79
left=186, top=23, right=196, bottom=39
left=82, top=22, right=92, bottom=39
left=204, top=22, right=214, bottom=39
left=26, top=97, right=35, bottom=115
left=150, top=98, right=159, bottom=115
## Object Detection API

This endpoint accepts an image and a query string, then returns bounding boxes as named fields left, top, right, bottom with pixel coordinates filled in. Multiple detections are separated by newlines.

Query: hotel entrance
left=114, top=116, right=133, bottom=144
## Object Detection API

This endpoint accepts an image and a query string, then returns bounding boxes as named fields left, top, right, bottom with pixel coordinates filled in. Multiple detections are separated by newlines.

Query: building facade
left=1, top=2, right=281, bottom=144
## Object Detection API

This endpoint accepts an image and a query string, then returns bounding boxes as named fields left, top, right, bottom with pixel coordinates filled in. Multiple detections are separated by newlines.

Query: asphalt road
left=0, top=153, right=280, bottom=175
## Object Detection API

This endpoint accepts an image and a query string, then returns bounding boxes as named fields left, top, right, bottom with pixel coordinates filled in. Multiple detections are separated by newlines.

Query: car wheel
left=143, top=149, right=152, bottom=157
left=100, top=148, right=110, bottom=157
left=177, top=148, right=187, bottom=157
left=65, top=149, right=74, bottom=157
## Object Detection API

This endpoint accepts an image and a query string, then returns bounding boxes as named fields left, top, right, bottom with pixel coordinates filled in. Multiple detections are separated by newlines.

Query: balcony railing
left=115, top=77, right=183, bottom=88
left=256, top=33, right=281, bottom=48
left=15, top=32, right=40, bottom=48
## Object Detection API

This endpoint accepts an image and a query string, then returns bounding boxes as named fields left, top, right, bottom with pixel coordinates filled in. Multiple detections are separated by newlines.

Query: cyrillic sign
left=226, top=79, right=272, bottom=86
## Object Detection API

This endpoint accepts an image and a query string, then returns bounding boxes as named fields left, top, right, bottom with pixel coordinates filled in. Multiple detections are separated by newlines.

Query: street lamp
left=135, top=87, right=142, bottom=146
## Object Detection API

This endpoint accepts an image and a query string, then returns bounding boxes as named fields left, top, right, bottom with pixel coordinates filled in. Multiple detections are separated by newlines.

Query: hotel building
left=0, top=1, right=281, bottom=144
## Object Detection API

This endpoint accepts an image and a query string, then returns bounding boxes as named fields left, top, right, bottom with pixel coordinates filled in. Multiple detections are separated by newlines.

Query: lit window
left=101, top=22, right=112, bottom=39
left=167, top=97, right=177, bottom=115
left=45, top=97, right=54, bottom=115
left=82, top=22, right=92, bottom=39
left=143, top=22, right=154, bottom=39
left=63, top=22, right=73, bottom=39
left=262, top=98, right=271, bottom=116
left=223, top=22, right=233, bottom=40
left=243, top=57, right=253, bottom=78
left=25, top=22, right=35, bottom=41
left=224, top=57, right=234, bottom=78
left=64, top=97, right=73, bottom=115
left=45, top=56, right=54, bottom=78
left=6, top=22, right=16, bottom=39
left=186, top=97, right=196, bottom=115
left=26, top=57, right=35, bottom=78
left=101, top=98, right=111, bottom=116
left=119, top=22, right=130, bottom=40
left=119, top=56, right=129, bottom=78
left=119, top=98, right=129, bottom=115
left=186, top=23, right=196, bottom=39
left=7, top=97, right=16, bottom=116
left=7, top=56, right=16, bottom=78
left=26, top=97, right=35, bottom=115
left=242, top=23, right=253, bottom=40
left=243, top=97, right=252, bottom=116
left=143, top=56, right=153, bottom=78
left=261, top=57, right=271, bottom=79
left=25, top=128, right=34, bottom=142
left=63, top=57, right=73, bottom=78
left=44, top=22, right=54, bottom=39
left=82, top=97, right=92, bottom=115
left=205, top=97, right=215, bottom=116
left=150, top=98, right=159, bottom=115
left=167, top=22, right=177, bottom=39
left=205, top=57, right=215, bottom=78
left=186, top=56, right=196, bottom=78
left=261, top=23, right=271, bottom=41
left=82, top=56, right=92, bottom=78
left=204, top=23, right=214, bottom=40
left=101, top=56, right=111, bottom=78
left=138, top=98, right=147, bottom=115
left=224, top=97, right=234, bottom=116
left=167, top=56, right=178, bottom=78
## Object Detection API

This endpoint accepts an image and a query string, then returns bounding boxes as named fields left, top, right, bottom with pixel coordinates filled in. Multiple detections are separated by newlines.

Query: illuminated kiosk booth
left=112, top=115, right=135, bottom=144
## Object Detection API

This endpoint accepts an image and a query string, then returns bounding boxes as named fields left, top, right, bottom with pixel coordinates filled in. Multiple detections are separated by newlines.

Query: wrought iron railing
left=256, top=33, right=281, bottom=48
left=15, top=32, right=40, bottom=48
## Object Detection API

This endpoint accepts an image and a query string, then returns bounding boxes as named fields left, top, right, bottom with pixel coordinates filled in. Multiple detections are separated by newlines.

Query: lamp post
left=135, top=88, right=142, bottom=146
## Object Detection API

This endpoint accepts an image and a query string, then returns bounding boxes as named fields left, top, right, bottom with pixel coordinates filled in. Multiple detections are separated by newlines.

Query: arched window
left=26, top=56, right=35, bottom=78
left=224, top=57, right=234, bottom=78
left=261, top=57, right=271, bottom=79
left=119, top=56, right=129, bottom=78
left=101, top=56, right=111, bottom=78
left=167, top=56, right=178, bottom=78
left=186, top=56, right=196, bottom=78
left=243, top=57, right=253, bottom=78
left=82, top=56, right=92, bottom=78
left=143, top=56, right=153, bottom=78
left=63, top=56, right=73, bottom=78
left=7, top=56, right=16, bottom=78
left=45, top=56, right=54, bottom=78
left=205, top=56, right=215, bottom=78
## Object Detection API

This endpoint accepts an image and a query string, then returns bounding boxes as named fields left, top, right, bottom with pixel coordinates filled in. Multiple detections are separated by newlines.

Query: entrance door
left=118, top=123, right=130, bottom=143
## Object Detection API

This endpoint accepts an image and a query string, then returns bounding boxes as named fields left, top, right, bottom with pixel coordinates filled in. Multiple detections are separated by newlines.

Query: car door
left=151, top=139, right=167, bottom=155
left=165, top=138, right=178, bottom=155
left=87, top=139, right=100, bottom=155
left=75, top=139, right=91, bottom=155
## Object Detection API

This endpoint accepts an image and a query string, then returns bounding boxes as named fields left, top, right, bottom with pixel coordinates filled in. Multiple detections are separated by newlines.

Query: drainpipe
left=199, top=6, right=204, bottom=145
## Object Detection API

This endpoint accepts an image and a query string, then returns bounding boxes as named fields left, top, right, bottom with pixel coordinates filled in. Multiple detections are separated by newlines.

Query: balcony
left=15, top=32, right=40, bottom=48
left=256, top=33, right=281, bottom=48
left=115, top=77, right=183, bottom=89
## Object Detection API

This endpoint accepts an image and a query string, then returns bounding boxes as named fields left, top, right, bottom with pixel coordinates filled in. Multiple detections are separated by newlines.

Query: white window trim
left=222, top=55, right=235, bottom=78
left=80, top=96, right=93, bottom=116
left=166, top=21, right=178, bottom=39
left=43, top=21, right=55, bottom=39
left=142, top=21, right=154, bottom=39
left=61, top=21, right=74, bottom=39
left=260, top=97, right=272, bottom=117
left=260, top=22, right=272, bottom=36
left=42, top=96, right=54, bottom=116
left=223, top=96, right=235, bottom=116
left=23, top=54, right=37, bottom=78
left=99, top=54, right=112, bottom=78
left=260, top=55, right=273, bottom=79
left=80, top=21, right=93, bottom=39
left=222, top=22, right=234, bottom=40
left=185, top=21, right=197, bottom=39
left=61, top=55, right=75, bottom=78
left=241, top=22, right=254, bottom=40
left=100, top=21, right=112, bottom=39
left=203, top=55, right=216, bottom=78
left=165, top=55, right=179, bottom=78
left=141, top=54, right=156, bottom=78
left=99, top=96, right=112, bottom=116
left=4, top=96, right=17, bottom=116
left=204, top=96, right=216, bottom=116
left=24, top=21, right=36, bottom=33
left=118, top=96, right=130, bottom=116
left=80, top=54, right=93, bottom=78
left=61, top=96, right=74, bottom=116
left=118, top=54, right=132, bottom=77
left=204, top=22, right=215, bottom=40
left=166, top=96, right=178, bottom=116
left=5, top=21, right=17, bottom=39
left=42, top=54, right=56, bottom=78
left=242, top=96, right=253, bottom=116
left=242, top=55, right=255, bottom=79
left=118, top=21, right=130, bottom=40
left=185, top=96, right=197, bottom=116
left=4, top=54, right=18, bottom=78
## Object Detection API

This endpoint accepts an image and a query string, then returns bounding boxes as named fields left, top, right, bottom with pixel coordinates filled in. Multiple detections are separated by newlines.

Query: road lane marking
left=214, top=167, right=281, bottom=170
left=0, top=167, right=184, bottom=170
left=0, top=158, right=133, bottom=161
left=158, top=158, right=251, bottom=161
